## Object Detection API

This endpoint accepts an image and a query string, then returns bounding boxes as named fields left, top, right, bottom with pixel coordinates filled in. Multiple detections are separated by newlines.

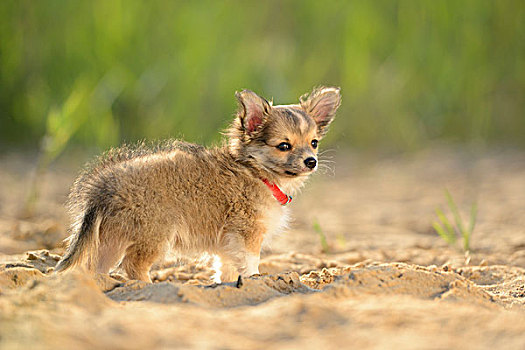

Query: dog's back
left=56, top=140, right=272, bottom=281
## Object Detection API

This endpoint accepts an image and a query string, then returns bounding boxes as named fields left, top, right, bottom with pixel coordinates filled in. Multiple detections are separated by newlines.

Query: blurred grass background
left=1, top=0, right=524, bottom=154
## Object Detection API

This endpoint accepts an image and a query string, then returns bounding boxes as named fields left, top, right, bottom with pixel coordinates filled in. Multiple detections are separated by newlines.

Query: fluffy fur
left=55, top=86, right=341, bottom=282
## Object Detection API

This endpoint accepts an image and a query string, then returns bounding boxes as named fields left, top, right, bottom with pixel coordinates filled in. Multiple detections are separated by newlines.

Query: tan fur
left=55, top=87, right=341, bottom=282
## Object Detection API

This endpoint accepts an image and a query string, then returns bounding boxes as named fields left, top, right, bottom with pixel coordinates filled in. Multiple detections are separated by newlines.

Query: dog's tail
left=54, top=206, right=101, bottom=273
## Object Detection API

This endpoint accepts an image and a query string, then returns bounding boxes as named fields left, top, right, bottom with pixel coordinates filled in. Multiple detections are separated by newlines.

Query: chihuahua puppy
left=55, top=86, right=341, bottom=282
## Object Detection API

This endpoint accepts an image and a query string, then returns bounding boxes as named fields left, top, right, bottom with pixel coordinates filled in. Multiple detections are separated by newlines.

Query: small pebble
left=26, top=252, right=38, bottom=260
left=236, top=275, right=243, bottom=288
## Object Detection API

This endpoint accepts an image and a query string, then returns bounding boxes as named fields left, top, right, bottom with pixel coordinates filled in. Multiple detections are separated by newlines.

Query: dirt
left=1, top=148, right=524, bottom=349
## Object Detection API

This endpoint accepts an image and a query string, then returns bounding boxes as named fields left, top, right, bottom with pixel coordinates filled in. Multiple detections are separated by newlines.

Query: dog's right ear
left=235, top=90, right=272, bottom=135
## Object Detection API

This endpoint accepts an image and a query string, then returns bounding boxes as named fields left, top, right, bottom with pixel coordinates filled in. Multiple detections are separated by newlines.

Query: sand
left=1, top=148, right=524, bottom=349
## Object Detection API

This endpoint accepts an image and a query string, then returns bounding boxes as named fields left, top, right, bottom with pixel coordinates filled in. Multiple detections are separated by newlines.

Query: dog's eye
left=311, top=139, right=318, bottom=149
left=277, top=142, right=292, bottom=152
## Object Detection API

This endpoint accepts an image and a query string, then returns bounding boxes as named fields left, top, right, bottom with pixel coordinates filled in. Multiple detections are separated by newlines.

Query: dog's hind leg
left=121, top=242, right=164, bottom=282
left=96, top=237, right=129, bottom=274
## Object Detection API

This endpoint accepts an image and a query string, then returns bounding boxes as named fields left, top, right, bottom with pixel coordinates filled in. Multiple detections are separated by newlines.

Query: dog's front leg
left=219, top=227, right=263, bottom=280
left=244, top=251, right=260, bottom=276
left=240, top=226, right=264, bottom=277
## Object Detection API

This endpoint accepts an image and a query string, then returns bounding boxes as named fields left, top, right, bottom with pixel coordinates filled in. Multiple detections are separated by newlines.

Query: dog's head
left=228, top=87, right=341, bottom=189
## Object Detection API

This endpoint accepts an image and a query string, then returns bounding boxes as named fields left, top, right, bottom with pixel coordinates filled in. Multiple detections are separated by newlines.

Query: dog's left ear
left=235, top=90, right=272, bottom=135
left=300, top=87, right=341, bottom=137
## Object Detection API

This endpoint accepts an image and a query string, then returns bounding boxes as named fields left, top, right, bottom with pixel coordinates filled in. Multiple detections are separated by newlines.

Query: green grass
left=1, top=1, right=525, bottom=152
left=312, top=218, right=330, bottom=254
left=22, top=78, right=105, bottom=216
left=432, top=190, right=478, bottom=252
left=22, top=83, right=88, bottom=216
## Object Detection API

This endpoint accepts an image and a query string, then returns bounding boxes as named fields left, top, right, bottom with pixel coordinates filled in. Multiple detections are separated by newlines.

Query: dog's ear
left=300, top=87, right=341, bottom=137
left=235, top=90, right=272, bottom=135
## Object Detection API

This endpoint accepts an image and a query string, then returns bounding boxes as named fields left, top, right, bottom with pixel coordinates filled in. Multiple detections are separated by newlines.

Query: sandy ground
left=1, top=148, right=524, bottom=349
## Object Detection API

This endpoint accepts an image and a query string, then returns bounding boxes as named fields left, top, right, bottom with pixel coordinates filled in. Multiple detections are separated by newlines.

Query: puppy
left=55, top=86, right=341, bottom=282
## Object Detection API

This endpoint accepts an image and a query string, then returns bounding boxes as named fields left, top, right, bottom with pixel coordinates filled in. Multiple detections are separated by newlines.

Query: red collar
left=261, top=179, right=292, bottom=206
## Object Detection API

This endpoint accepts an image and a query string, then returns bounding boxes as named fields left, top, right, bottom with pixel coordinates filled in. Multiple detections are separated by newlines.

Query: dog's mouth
left=264, top=162, right=314, bottom=178
left=284, top=168, right=315, bottom=177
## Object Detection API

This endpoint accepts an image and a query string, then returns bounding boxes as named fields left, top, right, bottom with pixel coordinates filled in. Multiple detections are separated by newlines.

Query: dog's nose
left=304, top=157, right=317, bottom=169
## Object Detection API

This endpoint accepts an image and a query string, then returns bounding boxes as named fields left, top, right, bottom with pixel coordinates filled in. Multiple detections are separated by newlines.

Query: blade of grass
left=435, top=208, right=456, bottom=242
left=432, top=221, right=456, bottom=245
left=312, top=218, right=330, bottom=253
left=336, top=232, right=346, bottom=249
left=445, top=190, right=466, bottom=236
